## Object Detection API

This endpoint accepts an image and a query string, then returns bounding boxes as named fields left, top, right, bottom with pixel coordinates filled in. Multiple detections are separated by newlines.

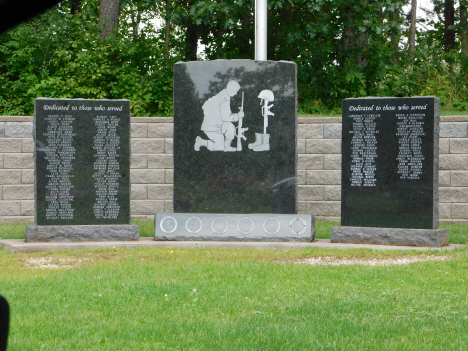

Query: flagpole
left=255, top=0, right=267, bottom=60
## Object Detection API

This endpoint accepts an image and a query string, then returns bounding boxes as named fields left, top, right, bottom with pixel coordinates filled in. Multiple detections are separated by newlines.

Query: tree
left=460, top=0, right=468, bottom=54
left=165, top=0, right=172, bottom=65
left=444, top=0, right=456, bottom=51
left=1, top=0, right=468, bottom=116
left=130, top=2, right=141, bottom=38
left=185, top=22, right=198, bottom=60
left=409, top=0, right=417, bottom=53
left=340, top=4, right=370, bottom=67
left=71, top=0, right=82, bottom=14
left=99, top=0, right=120, bottom=39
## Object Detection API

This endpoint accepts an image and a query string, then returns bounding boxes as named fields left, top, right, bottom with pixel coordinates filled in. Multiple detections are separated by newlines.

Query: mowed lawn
left=0, top=222, right=467, bottom=350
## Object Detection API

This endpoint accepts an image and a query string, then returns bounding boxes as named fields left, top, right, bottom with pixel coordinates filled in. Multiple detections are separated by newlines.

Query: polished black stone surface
left=0, top=295, right=9, bottom=351
left=341, top=97, right=440, bottom=229
left=173, top=60, right=297, bottom=214
left=34, top=98, right=131, bottom=225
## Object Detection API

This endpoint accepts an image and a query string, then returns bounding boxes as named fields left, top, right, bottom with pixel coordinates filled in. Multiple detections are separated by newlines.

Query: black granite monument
left=173, top=60, right=297, bottom=214
left=0, top=295, right=9, bottom=351
left=155, top=59, right=315, bottom=242
left=332, top=97, right=449, bottom=246
left=26, top=98, right=139, bottom=242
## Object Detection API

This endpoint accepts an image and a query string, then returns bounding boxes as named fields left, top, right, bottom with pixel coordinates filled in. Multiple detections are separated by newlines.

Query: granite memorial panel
left=340, top=97, right=440, bottom=229
left=173, top=60, right=297, bottom=214
left=33, top=98, right=132, bottom=226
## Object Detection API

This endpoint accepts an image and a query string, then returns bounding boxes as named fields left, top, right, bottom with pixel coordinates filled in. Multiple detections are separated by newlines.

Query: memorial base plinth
left=331, top=226, right=449, bottom=247
left=25, top=225, right=140, bottom=243
left=155, top=213, right=315, bottom=242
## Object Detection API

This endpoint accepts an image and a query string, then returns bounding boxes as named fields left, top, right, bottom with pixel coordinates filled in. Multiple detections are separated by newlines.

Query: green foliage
left=0, top=0, right=467, bottom=116
left=378, top=33, right=468, bottom=110
left=0, top=1, right=181, bottom=116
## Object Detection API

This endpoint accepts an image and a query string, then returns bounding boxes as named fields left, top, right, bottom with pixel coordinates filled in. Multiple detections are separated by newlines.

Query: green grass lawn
left=0, top=221, right=467, bottom=350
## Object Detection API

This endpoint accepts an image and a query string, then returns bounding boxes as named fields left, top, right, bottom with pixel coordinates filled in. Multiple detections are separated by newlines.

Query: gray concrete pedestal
left=25, top=225, right=140, bottom=242
left=155, top=213, right=315, bottom=242
left=331, top=226, right=449, bottom=247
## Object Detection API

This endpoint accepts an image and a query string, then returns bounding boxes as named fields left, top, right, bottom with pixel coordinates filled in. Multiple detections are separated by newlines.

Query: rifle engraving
left=236, top=92, right=248, bottom=151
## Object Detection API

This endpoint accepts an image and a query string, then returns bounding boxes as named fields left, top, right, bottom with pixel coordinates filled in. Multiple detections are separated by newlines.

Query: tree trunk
left=215, top=28, right=224, bottom=59
left=184, top=1, right=198, bottom=61
left=131, top=4, right=140, bottom=38
left=342, top=17, right=354, bottom=51
left=164, top=0, right=171, bottom=65
left=444, top=0, right=456, bottom=51
left=409, top=0, right=417, bottom=53
left=70, top=0, right=81, bottom=14
left=390, top=10, right=399, bottom=48
left=356, top=32, right=368, bottom=66
left=241, top=11, right=254, bottom=59
left=99, top=0, right=120, bottom=40
left=185, top=22, right=198, bottom=61
left=341, top=8, right=367, bottom=67
left=390, top=10, right=400, bottom=61
left=461, top=0, right=468, bottom=55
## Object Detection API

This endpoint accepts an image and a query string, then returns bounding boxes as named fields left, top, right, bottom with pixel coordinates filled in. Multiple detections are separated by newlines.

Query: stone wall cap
left=343, top=96, right=439, bottom=101
left=299, top=117, right=341, bottom=124
left=131, top=117, right=173, bottom=123
left=3, top=115, right=468, bottom=123
left=0, top=116, right=33, bottom=122
left=441, top=116, right=468, bottom=122
left=35, top=97, right=130, bottom=102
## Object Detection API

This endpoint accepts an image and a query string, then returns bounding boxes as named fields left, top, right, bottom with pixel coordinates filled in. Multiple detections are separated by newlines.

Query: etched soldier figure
left=194, top=81, right=244, bottom=152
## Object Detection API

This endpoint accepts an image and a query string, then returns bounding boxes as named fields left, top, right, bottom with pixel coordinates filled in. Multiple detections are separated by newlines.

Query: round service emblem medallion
left=211, top=217, right=228, bottom=235
left=263, top=217, right=281, bottom=235
left=237, top=217, right=255, bottom=235
left=288, top=217, right=307, bottom=235
left=185, top=216, right=203, bottom=234
left=160, top=216, right=178, bottom=234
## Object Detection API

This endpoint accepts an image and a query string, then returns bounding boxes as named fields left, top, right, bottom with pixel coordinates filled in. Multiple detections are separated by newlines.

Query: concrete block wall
left=0, top=117, right=35, bottom=223
left=297, top=118, right=342, bottom=222
left=130, top=118, right=174, bottom=221
left=438, top=118, right=468, bottom=221
left=1, top=115, right=467, bottom=223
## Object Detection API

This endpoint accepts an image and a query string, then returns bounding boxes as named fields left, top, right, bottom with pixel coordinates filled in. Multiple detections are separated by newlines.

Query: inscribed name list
left=34, top=98, right=131, bottom=225
left=341, top=97, right=439, bottom=229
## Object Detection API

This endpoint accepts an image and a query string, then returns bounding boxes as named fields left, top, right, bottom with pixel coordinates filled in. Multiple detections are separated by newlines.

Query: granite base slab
left=2, top=238, right=461, bottom=254
left=25, top=225, right=140, bottom=242
left=331, top=226, right=449, bottom=247
left=155, top=213, right=314, bottom=242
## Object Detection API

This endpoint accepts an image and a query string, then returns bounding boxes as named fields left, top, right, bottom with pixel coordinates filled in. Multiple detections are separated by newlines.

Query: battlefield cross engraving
left=194, top=80, right=275, bottom=153
left=155, top=59, right=315, bottom=242
left=173, top=60, right=298, bottom=214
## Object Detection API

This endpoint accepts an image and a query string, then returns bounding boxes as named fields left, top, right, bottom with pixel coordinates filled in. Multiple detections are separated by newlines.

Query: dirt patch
left=26, top=257, right=85, bottom=269
left=296, top=255, right=449, bottom=266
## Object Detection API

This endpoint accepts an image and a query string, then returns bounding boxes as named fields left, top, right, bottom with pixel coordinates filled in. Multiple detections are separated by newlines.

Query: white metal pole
left=255, top=0, right=267, bottom=60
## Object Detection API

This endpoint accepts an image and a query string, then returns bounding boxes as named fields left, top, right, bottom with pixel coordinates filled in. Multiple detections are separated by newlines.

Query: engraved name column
left=44, top=114, right=76, bottom=220
left=349, top=113, right=380, bottom=187
left=396, top=111, right=425, bottom=180
left=93, top=115, right=121, bottom=219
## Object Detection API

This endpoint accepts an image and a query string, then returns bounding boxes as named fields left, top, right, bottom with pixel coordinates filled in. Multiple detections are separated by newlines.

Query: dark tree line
left=1, top=0, right=468, bottom=116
